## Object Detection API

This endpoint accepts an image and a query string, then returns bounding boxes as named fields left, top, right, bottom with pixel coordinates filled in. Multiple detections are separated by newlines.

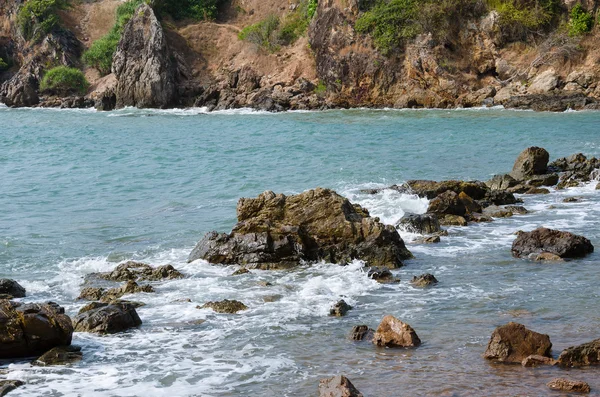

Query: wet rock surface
left=484, top=322, right=552, bottom=364
left=33, top=345, right=82, bottom=366
left=558, top=338, right=600, bottom=367
left=521, top=354, right=557, bottom=367
left=0, top=380, right=24, bottom=396
left=547, top=378, right=591, bottom=393
left=411, top=274, right=438, bottom=287
left=365, top=267, right=400, bottom=284
left=0, top=279, right=25, bottom=299
left=349, top=325, right=374, bottom=342
left=73, top=301, right=142, bottom=334
left=512, top=227, right=594, bottom=259
left=78, top=280, right=154, bottom=302
left=318, top=375, right=363, bottom=397
left=95, top=261, right=184, bottom=282
left=199, top=299, right=248, bottom=314
left=189, top=188, right=412, bottom=269
left=510, top=147, right=550, bottom=180
left=396, top=213, right=440, bottom=234
left=373, top=315, right=421, bottom=348
left=329, top=300, right=352, bottom=317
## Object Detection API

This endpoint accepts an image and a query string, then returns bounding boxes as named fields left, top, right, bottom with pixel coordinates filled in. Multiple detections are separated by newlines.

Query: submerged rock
left=401, top=180, right=489, bottom=200
left=547, top=378, right=590, bottom=393
left=318, top=375, right=363, bottom=397
left=188, top=189, right=412, bottom=269
left=486, top=174, right=518, bottom=190
left=96, top=261, right=183, bottom=282
left=373, top=315, right=421, bottom=348
left=557, top=338, right=600, bottom=367
left=349, top=325, right=374, bottom=341
left=0, top=301, right=73, bottom=359
left=33, top=345, right=82, bottom=366
left=0, top=380, right=24, bottom=396
left=329, top=300, right=352, bottom=317
left=484, top=322, right=552, bottom=364
left=439, top=214, right=468, bottom=226
left=231, top=268, right=251, bottom=276
left=512, top=227, right=594, bottom=259
left=411, top=274, right=438, bottom=287
left=78, top=281, right=154, bottom=302
left=199, top=299, right=248, bottom=314
left=73, top=301, right=142, bottom=334
left=396, top=213, right=441, bottom=234
left=510, top=147, right=549, bottom=180
left=365, top=267, right=400, bottom=284
left=521, top=354, right=557, bottom=367
left=413, top=235, right=441, bottom=244
left=0, top=279, right=26, bottom=299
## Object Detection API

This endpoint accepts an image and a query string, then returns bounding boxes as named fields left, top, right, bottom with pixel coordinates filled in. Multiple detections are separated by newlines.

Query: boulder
left=188, top=189, right=412, bottom=269
left=402, top=180, right=489, bottom=200
left=512, top=227, right=594, bottom=259
left=504, top=205, right=528, bottom=214
left=349, top=325, right=374, bottom=341
left=527, top=69, right=558, bottom=94
left=486, top=174, right=518, bottom=190
left=365, top=267, right=400, bottom=284
left=510, top=147, right=550, bottom=180
left=557, top=338, right=600, bottom=367
left=33, top=345, right=82, bottom=366
left=0, top=380, right=24, bottom=396
left=199, top=299, right=248, bottom=314
left=330, top=300, right=352, bottom=317
left=521, top=354, right=556, bottom=367
left=396, top=213, right=440, bottom=234
left=318, top=375, right=363, bottom=397
left=97, top=261, right=183, bottom=282
left=547, top=378, right=590, bottom=393
left=482, top=205, right=513, bottom=218
left=483, top=322, right=552, bottom=364
left=439, top=214, right=468, bottom=226
left=458, top=192, right=482, bottom=215
left=0, top=279, right=25, bottom=299
left=411, top=273, right=438, bottom=287
left=526, top=173, right=559, bottom=187
left=0, top=301, right=73, bottom=359
left=428, top=191, right=466, bottom=217
left=112, top=4, right=176, bottom=108
left=373, top=315, right=421, bottom=348
left=484, top=190, right=519, bottom=206
left=524, top=187, right=550, bottom=195
left=73, top=301, right=142, bottom=334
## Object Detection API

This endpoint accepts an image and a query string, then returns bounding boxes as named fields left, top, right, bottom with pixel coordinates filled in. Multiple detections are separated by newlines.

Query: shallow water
left=1, top=106, right=600, bottom=396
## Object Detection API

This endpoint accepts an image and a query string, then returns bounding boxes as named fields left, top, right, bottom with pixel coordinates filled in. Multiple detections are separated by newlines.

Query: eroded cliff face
left=2, top=0, right=600, bottom=110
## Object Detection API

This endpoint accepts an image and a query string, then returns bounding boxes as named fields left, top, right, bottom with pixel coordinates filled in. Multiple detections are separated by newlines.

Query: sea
left=1, top=105, right=599, bottom=396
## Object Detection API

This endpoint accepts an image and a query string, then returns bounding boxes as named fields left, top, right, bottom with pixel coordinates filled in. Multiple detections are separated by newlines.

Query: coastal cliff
left=1, top=0, right=600, bottom=111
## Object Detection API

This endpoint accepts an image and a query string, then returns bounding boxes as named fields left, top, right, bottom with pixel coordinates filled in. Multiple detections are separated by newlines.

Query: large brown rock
left=557, top=338, right=600, bottom=367
left=73, top=301, right=141, bottom=334
left=510, top=147, right=550, bottom=180
left=318, top=375, right=363, bottom=397
left=396, top=213, right=440, bottom=234
left=427, top=191, right=467, bottom=217
left=511, top=227, right=594, bottom=259
left=188, top=189, right=412, bottom=269
left=373, top=315, right=421, bottom=348
left=112, top=4, right=176, bottom=108
left=547, top=378, right=590, bottom=393
left=0, top=279, right=25, bottom=299
left=0, top=301, right=73, bottom=359
left=484, top=322, right=552, bottom=364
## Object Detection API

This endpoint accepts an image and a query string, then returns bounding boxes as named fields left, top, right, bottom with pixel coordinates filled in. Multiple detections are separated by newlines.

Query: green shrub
left=568, top=4, right=593, bottom=36
left=238, top=15, right=281, bottom=52
left=82, top=0, right=144, bottom=75
left=153, top=0, right=226, bottom=20
left=17, top=0, right=70, bottom=42
left=40, top=66, right=89, bottom=95
left=486, top=0, right=559, bottom=42
left=0, top=57, right=8, bottom=71
left=277, top=0, right=318, bottom=45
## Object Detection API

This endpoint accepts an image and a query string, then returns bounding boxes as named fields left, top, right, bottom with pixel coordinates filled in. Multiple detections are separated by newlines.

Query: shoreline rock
left=484, top=322, right=552, bottom=364
left=73, top=301, right=142, bottom=334
left=318, top=375, right=363, bottom=397
left=512, top=227, right=594, bottom=259
left=373, top=315, right=421, bottom=348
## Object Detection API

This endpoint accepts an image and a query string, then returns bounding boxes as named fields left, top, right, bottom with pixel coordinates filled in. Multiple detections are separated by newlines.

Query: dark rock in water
left=504, top=205, right=528, bottom=214
left=373, top=315, right=421, bottom=348
left=411, top=274, right=438, bottom=287
left=359, top=188, right=381, bottom=195
left=365, top=267, right=400, bottom=284
left=428, top=191, right=466, bottom=217
left=402, top=180, right=489, bottom=200
left=73, top=302, right=142, bottom=334
left=188, top=189, right=412, bottom=269
left=533, top=252, right=563, bottom=261
left=77, top=287, right=105, bottom=301
left=78, top=281, right=154, bottom=302
left=0, top=279, right=26, bottom=299
left=557, top=338, right=600, bottom=367
left=524, top=187, right=550, bottom=195
left=0, top=301, right=73, bottom=359
left=396, top=213, right=440, bottom=234
left=521, top=354, right=557, bottom=367
left=550, top=153, right=600, bottom=179
left=112, top=4, right=176, bottom=108
left=504, top=92, right=595, bottom=112
left=330, top=300, right=352, bottom=317
left=459, top=192, right=482, bottom=215
left=510, top=147, right=550, bottom=180
left=483, top=205, right=513, bottom=218
left=200, top=299, right=248, bottom=314
left=33, top=345, right=82, bottom=366
left=318, top=375, right=363, bottom=397
left=0, top=380, right=24, bottom=396
left=484, top=190, right=519, bottom=206
left=507, top=184, right=530, bottom=194
left=526, top=173, right=559, bottom=187
left=413, top=235, right=441, bottom=244
left=349, top=325, right=374, bottom=341
left=468, top=213, right=493, bottom=223
left=439, top=214, right=467, bottom=226
left=232, top=268, right=251, bottom=276
left=563, top=197, right=581, bottom=203
left=486, top=174, right=518, bottom=191
left=512, top=227, right=594, bottom=259
left=97, top=261, right=183, bottom=282
left=484, top=322, right=552, bottom=364
left=547, top=378, right=590, bottom=393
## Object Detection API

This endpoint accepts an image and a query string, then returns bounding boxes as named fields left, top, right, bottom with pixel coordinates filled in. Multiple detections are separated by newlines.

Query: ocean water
left=1, top=105, right=600, bottom=396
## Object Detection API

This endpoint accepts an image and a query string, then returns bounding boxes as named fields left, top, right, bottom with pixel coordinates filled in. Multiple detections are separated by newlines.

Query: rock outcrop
left=0, top=301, right=73, bottom=359
left=188, top=188, right=412, bottom=269
left=510, top=147, right=550, bottom=180
left=373, top=315, right=421, bottom=348
left=484, top=322, right=552, bottom=364
left=318, top=375, right=363, bottom=397
left=0, top=279, right=25, bottom=299
left=33, top=345, right=82, bottom=366
left=511, top=228, right=594, bottom=259
left=73, top=301, right=142, bottom=334
left=112, top=4, right=176, bottom=108
left=557, top=338, right=600, bottom=367
left=95, top=261, right=184, bottom=282
left=547, top=378, right=591, bottom=393
left=396, top=213, right=441, bottom=234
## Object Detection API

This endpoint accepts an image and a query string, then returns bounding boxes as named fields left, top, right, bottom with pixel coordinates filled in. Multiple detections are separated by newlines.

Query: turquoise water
left=1, top=106, right=600, bottom=396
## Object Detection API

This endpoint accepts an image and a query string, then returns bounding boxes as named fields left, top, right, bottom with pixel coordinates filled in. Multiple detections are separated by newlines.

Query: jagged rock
left=77, top=287, right=105, bottom=301
left=373, top=315, right=421, bottom=348
left=487, top=174, right=518, bottom=190
left=439, top=214, right=468, bottom=226
left=0, top=380, right=24, bottom=396
left=96, top=261, right=183, bottom=282
left=87, top=73, right=117, bottom=111
left=402, top=180, right=489, bottom=200
left=483, top=189, right=519, bottom=206
left=528, top=69, right=558, bottom=94
left=414, top=235, right=441, bottom=244
left=112, top=4, right=176, bottom=108
left=504, top=92, right=596, bottom=112
left=521, top=354, right=557, bottom=367
left=512, top=227, right=594, bottom=259
left=428, top=191, right=466, bottom=217
left=0, top=301, right=73, bottom=359
left=468, top=213, right=493, bottom=223
left=366, top=267, right=400, bottom=284
left=411, top=273, right=438, bottom=287
left=0, top=279, right=25, bottom=299
left=396, top=213, right=440, bottom=234
left=349, top=325, right=374, bottom=341
left=510, top=147, right=550, bottom=180
left=73, top=301, right=142, bottom=334
left=484, top=322, right=552, bottom=363
left=526, top=174, right=559, bottom=187
left=459, top=192, right=482, bottom=215
left=330, top=300, right=352, bottom=317
left=199, top=299, right=248, bottom=314
left=78, top=281, right=154, bottom=302
left=547, top=378, right=590, bottom=393
left=318, top=375, right=363, bottom=397
left=188, top=189, right=412, bottom=269
left=557, top=338, right=600, bottom=367
left=232, top=268, right=251, bottom=276
left=33, top=345, right=82, bottom=366
left=504, top=205, right=528, bottom=214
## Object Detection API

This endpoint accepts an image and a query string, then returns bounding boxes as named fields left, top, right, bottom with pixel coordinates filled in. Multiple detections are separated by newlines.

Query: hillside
left=1, top=0, right=600, bottom=111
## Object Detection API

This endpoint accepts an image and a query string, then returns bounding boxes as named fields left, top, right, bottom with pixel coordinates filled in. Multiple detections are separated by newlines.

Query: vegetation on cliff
left=153, top=0, right=227, bottom=20
left=40, top=66, right=89, bottom=96
left=0, top=58, right=8, bottom=71
left=568, top=4, right=594, bottom=36
left=17, top=0, right=70, bottom=42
